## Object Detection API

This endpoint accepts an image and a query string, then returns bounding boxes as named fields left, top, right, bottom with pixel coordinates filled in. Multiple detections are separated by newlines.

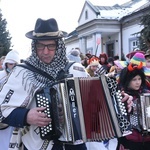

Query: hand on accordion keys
left=26, top=107, right=52, bottom=127
left=121, top=91, right=133, bottom=113
left=26, top=105, right=64, bottom=127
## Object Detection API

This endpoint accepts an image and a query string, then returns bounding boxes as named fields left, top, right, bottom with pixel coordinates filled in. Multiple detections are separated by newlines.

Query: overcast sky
left=0, top=0, right=128, bottom=59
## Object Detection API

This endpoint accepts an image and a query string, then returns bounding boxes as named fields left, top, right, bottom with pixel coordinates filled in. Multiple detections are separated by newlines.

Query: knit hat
left=130, top=52, right=146, bottom=66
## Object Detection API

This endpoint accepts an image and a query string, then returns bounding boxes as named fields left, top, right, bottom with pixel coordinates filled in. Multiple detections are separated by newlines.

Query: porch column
left=79, top=37, right=86, bottom=55
left=92, top=33, right=96, bottom=55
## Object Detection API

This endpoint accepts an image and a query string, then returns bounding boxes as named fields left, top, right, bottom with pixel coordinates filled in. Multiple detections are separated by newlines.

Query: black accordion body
left=35, top=87, right=63, bottom=140
left=35, top=75, right=132, bottom=143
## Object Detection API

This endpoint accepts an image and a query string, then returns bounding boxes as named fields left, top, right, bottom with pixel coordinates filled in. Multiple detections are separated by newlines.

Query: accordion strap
left=17, top=61, right=75, bottom=81
left=17, top=62, right=54, bottom=80
left=56, top=61, right=75, bottom=80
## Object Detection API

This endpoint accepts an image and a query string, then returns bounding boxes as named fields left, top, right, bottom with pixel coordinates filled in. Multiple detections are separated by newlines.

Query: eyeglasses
left=36, top=43, right=56, bottom=51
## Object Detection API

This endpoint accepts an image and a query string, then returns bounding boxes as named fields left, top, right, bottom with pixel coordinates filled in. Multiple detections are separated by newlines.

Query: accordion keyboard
left=35, top=87, right=62, bottom=140
left=36, top=93, right=53, bottom=139
left=106, top=77, right=131, bottom=134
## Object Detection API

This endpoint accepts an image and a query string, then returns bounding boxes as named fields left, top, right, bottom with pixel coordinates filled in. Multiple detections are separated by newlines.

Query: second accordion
left=36, top=75, right=132, bottom=143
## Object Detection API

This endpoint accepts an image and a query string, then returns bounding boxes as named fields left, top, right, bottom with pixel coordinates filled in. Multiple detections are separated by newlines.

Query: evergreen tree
left=139, top=12, right=150, bottom=51
left=0, top=9, right=12, bottom=57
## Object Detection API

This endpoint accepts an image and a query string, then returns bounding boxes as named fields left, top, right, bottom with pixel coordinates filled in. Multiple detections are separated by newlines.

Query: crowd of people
left=0, top=17, right=149, bottom=150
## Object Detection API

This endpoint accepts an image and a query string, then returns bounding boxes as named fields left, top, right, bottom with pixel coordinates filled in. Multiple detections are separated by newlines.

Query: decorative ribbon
left=33, top=31, right=63, bottom=37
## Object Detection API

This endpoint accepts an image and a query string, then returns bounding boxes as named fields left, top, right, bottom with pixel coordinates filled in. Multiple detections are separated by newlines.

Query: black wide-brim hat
left=25, top=18, right=68, bottom=40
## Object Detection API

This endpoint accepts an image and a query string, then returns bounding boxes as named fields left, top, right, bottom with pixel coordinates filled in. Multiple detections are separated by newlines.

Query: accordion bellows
left=58, top=75, right=132, bottom=143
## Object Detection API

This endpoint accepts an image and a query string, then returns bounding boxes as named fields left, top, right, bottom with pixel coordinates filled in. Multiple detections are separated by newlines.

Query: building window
left=129, top=38, right=139, bottom=51
left=85, top=10, right=88, bottom=20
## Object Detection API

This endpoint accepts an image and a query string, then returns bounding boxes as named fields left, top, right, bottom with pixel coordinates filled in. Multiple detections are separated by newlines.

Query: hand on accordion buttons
left=26, top=107, right=52, bottom=127
left=58, top=103, right=65, bottom=125
left=121, top=91, right=133, bottom=113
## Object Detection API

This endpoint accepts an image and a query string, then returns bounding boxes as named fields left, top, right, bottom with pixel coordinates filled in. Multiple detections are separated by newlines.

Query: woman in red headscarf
left=99, top=53, right=110, bottom=73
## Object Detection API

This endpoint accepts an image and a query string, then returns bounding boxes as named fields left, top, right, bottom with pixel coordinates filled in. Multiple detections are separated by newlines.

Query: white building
left=65, top=0, right=150, bottom=60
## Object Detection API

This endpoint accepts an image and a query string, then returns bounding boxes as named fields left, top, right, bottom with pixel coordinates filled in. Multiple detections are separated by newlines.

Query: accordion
left=35, top=75, right=132, bottom=143
left=130, top=93, right=150, bottom=133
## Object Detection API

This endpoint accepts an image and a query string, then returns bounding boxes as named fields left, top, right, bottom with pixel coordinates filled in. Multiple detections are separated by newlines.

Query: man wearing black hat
left=0, top=18, right=89, bottom=150
left=0, top=18, right=133, bottom=150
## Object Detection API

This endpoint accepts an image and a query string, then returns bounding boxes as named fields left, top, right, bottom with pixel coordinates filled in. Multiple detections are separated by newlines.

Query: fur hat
left=25, top=18, right=67, bottom=40
left=130, top=52, right=146, bottom=66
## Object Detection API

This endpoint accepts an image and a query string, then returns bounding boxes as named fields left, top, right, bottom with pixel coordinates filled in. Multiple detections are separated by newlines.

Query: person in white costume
left=0, top=50, right=20, bottom=150
left=0, top=50, right=20, bottom=86
left=0, top=18, right=133, bottom=150
left=67, top=48, right=81, bottom=63
left=0, top=18, right=89, bottom=150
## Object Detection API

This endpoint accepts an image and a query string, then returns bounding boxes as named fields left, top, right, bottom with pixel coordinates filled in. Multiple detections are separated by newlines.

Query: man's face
left=36, top=40, right=56, bottom=64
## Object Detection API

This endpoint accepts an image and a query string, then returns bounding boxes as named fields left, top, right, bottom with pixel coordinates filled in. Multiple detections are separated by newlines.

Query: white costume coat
left=0, top=63, right=88, bottom=150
